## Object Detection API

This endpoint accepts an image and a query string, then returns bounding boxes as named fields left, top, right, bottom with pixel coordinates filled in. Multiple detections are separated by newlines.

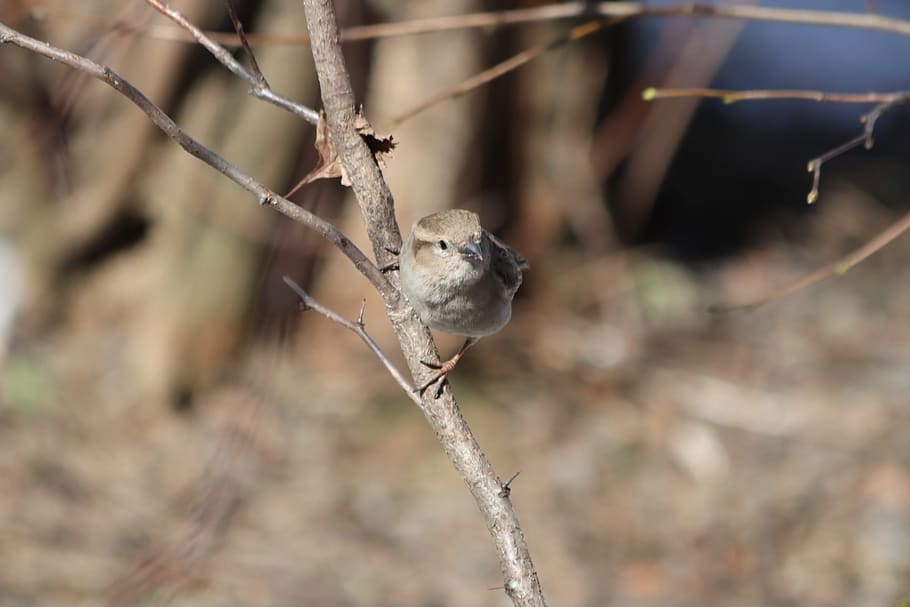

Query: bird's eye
left=437, top=240, right=448, bottom=250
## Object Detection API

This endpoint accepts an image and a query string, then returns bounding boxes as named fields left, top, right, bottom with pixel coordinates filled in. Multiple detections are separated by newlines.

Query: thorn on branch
left=357, top=299, right=366, bottom=327
left=282, top=276, right=422, bottom=404
left=499, top=471, right=521, bottom=498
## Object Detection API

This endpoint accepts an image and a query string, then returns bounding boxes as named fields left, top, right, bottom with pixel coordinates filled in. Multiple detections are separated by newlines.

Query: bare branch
left=283, top=277, right=421, bottom=403
left=643, top=87, right=910, bottom=105
left=343, top=2, right=910, bottom=39
left=643, top=87, right=910, bottom=204
left=301, top=0, right=547, bottom=604
left=711, top=211, right=910, bottom=312
left=225, top=0, right=268, bottom=89
left=806, top=98, right=905, bottom=203
left=0, top=22, right=393, bottom=299
left=40, top=2, right=910, bottom=49
left=390, top=19, right=608, bottom=127
left=301, top=1, right=401, bottom=271
left=142, top=0, right=320, bottom=125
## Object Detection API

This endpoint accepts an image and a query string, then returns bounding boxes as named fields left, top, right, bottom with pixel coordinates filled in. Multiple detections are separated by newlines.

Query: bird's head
left=410, top=209, right=490, bottom=281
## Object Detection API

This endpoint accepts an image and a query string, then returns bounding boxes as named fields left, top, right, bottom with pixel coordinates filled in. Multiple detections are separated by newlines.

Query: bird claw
left=414, top=356, right=462, bottom=397
left=413, top=374, right=447, bottom=398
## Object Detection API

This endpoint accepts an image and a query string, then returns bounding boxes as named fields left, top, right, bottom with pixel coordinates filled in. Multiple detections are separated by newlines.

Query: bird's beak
left=458, top=240, right=484, bottom=263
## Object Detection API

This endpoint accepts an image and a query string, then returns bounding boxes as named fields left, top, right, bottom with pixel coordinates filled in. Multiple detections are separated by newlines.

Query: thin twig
left=643, top=87, right=910, bottom=204
left=390, top=19, right=609, bottom=127
left=142, top=0, right=319, bottom=125
left=355, top=2, right=910, bottom=38
left=643, top=87, right=909, bottom=104
left=225, top=0, right=268, bottom=89
left=711, top=211, right=910, bottom=312
left=806, top=98, right=906, bottom=203
left=0, top=22, right=393, bottom=299
left=283, top=277, right=420, bottom=403
left=42, top=2, right=910, bottom=46
left=332, top=2, right=910, bottom=41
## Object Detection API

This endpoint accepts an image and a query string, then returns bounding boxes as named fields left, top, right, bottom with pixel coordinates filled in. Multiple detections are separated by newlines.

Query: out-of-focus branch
left=643, top=87, right=910, bottom=105
left=142, top=0, right=320, bottom=125
left=806, top=98, right=905, bottom=203
left=643, top=87, right=910, bottom=203
left=283, top=277, right=420, bottom=403
left=337, top=2, right=910, bottom=40
left=712, top=211, right=910, bottom=312
left=0, top=22, right=392, bottom=298
left=390, top=19, right=608, bottom=127
left=37, top=2, right=910, bottom=46
left=301, top=0, right=547, bottom=604
left=225, top=0, right=268, bottom=89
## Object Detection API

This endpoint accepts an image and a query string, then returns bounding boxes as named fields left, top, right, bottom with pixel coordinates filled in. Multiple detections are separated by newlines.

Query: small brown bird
left=399, top=209, right=527, bottom=393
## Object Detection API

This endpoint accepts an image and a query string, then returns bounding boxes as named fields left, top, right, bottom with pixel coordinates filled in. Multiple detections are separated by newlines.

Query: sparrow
left=399, top=209, right=528, bottom=394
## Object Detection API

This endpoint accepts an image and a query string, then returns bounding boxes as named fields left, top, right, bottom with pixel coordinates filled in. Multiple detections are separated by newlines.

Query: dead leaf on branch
left=353, top=105, right=395, bottom=169
left=288, top=111, right=343, bottom=195
left=287, top=108, right=395, bottom=197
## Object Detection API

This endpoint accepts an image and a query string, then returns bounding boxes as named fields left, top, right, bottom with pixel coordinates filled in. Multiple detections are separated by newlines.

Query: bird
left=399, top=209, right=527, bottom=394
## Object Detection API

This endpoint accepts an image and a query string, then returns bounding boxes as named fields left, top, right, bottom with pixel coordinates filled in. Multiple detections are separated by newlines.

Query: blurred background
left=2, top=0, right=910, bottom=605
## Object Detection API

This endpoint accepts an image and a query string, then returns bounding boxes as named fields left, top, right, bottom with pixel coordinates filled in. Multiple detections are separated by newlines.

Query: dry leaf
left=354, top=105, right=396, bottom=169
left=287, top=108, right=396, bottom=197
left=287, top=111, right=347, bottom=195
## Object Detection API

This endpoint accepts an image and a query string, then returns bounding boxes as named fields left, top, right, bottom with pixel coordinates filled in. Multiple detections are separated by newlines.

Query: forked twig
left=806, top=99, right=905, bottom=203
left=225, top=0, right=268, bottom=89
left=143, top=0, right=319, bottom=125
left=643, top=87, right=910, bottom=203
left=283, top=277, right=421, bottom=403
left=643, top=86, right=910, bottom=308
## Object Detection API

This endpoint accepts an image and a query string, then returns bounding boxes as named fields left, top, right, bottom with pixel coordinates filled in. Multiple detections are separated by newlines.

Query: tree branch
left=301, top=1, right=547, bottom=604
left=390, top=19, right=608, bottom=127
left=0, top=22, right=392, bottom=298
left=143, top=0, right=320, bottom=125
left=642, top=87, right=910, bottom=204
left=301, top=0, right=401, bottom=271
left=643, top=87, right=910, bottom=104
left=283, top=277, right=421, bottom=403
left=47, top=2, right=910, bottom=46
left=711, top=210, right=910, bottom=312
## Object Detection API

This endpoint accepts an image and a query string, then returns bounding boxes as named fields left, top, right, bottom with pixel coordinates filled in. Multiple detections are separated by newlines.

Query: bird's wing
left=487, top=232, right=526, bottom=295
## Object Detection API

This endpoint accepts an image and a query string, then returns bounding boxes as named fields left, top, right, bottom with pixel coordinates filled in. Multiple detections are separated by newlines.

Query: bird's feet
left=413, top=338, right=477, bottom=398
left=415, top=354, right=462, bottom=398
